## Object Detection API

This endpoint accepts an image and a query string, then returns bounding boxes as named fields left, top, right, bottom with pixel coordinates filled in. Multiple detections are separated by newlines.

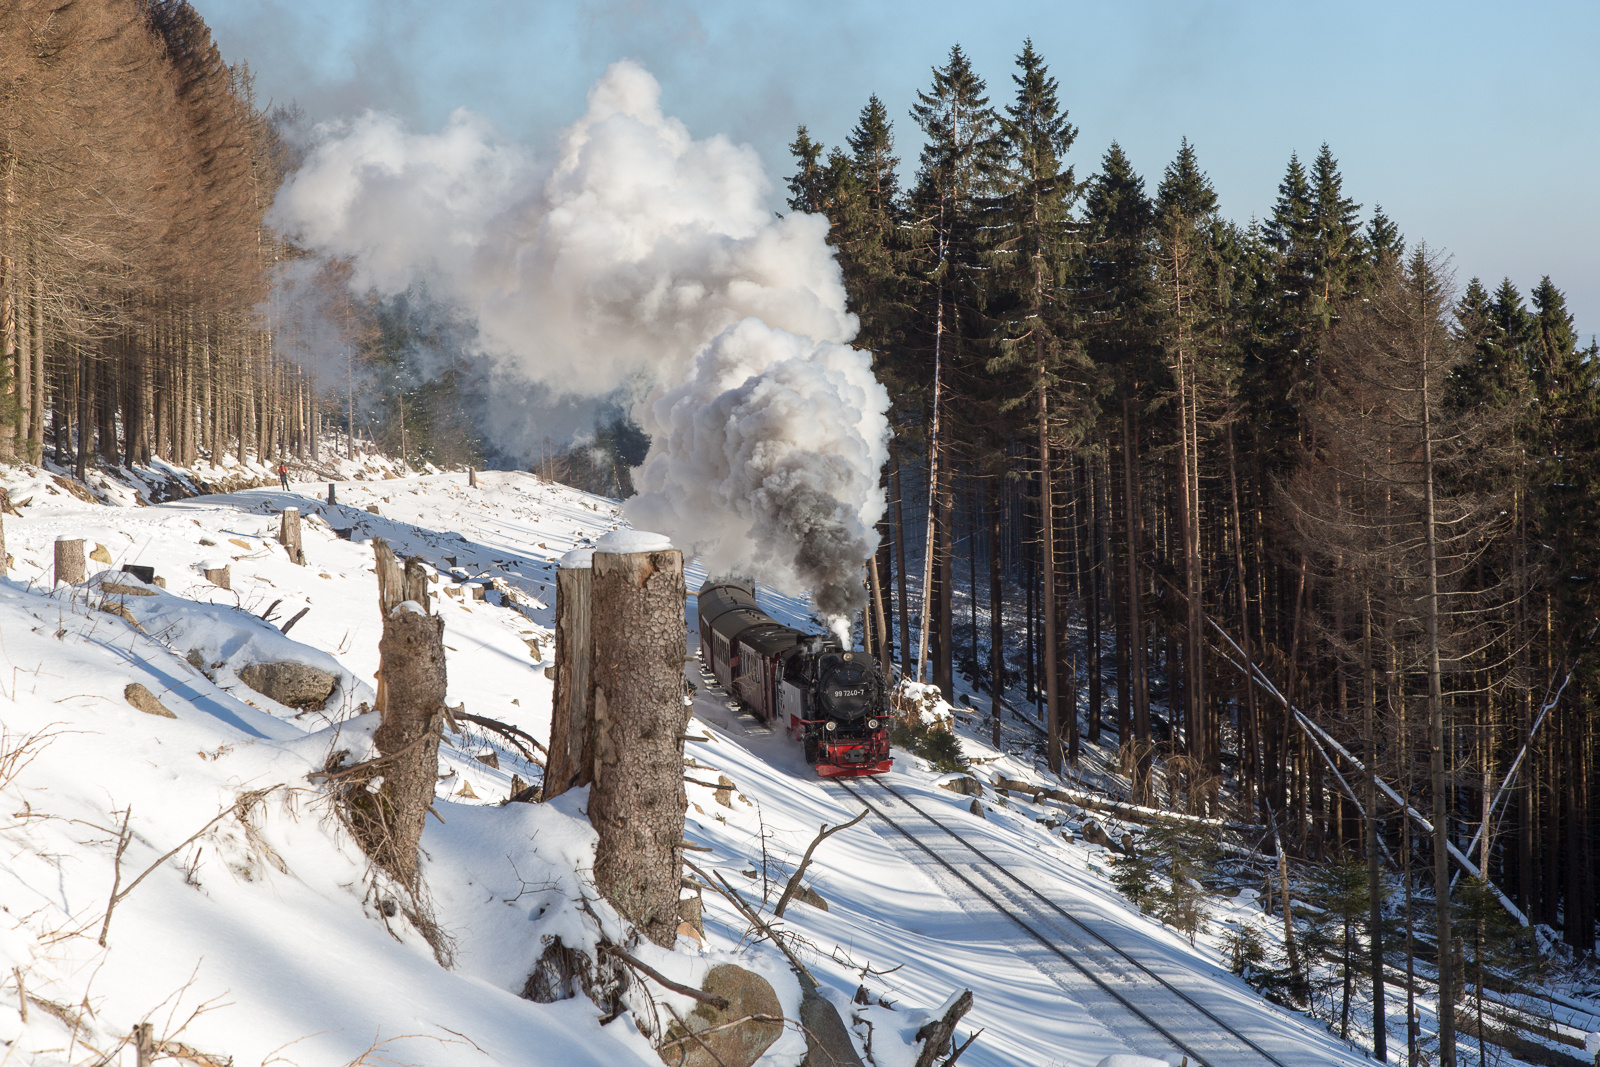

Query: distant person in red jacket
left=277, top=461, right=289, bottom=491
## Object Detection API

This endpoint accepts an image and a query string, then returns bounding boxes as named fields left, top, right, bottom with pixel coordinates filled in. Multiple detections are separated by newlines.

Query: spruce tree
left=986, top=39, right=1089, bottom=769
left=906, top=44, right=1000, bottom=698
left=1082, top=143, right=1159, bottom=787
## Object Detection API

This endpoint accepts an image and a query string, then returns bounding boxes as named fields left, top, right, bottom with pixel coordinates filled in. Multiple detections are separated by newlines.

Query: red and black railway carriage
left=697, top=580, right=892, bottom=778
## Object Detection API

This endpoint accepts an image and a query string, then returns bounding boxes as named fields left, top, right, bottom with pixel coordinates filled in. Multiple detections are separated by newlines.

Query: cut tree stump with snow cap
left=201, top=559, right=230, bottom=590
left=587, top=532, right=688, bottom=948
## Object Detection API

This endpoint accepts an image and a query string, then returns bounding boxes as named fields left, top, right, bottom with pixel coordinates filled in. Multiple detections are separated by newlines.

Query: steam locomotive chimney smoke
left=271, top=61, right=889, bottom=623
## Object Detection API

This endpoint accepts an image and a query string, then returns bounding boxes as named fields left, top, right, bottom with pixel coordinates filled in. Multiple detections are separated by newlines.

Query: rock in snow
left=235, top=661, right=337, bottom=709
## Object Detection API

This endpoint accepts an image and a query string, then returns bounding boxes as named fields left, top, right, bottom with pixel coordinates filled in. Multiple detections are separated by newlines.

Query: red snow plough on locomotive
left=697, top=581, right=892, bottom=778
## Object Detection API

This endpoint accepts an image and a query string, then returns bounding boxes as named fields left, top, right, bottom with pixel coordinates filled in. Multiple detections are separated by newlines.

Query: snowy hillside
left=0, top=461, right=1378, bottom=1066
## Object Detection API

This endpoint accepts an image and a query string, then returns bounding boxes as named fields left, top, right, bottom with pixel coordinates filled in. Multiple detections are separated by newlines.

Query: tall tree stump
left=544, top=551, right=594, bottom=801
left=0, top=489, right=8, bottom=576
left=588, top=537, right=688, bottom=947
left=279, top=507, right=304, bottom=565
left=54, top=538, right=85, bottom=586
left=468, top=466, right=478, bottom=488
left=365, top=604, right=446, bottom=888
left=327, top=483, right=337, bottom=505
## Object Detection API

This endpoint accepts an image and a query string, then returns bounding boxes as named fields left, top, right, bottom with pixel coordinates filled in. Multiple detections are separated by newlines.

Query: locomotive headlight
left=867, top=718, right=880, bottom=730
left=824, top=721, right=837, bottom=732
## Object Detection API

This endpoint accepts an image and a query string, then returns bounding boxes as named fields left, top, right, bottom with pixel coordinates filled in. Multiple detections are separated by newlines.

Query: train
left=696, top=580, right=893, bottom=778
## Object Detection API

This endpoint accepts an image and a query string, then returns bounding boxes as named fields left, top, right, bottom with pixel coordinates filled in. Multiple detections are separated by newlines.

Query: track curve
left=837, top=777, right=1364, bottom=1067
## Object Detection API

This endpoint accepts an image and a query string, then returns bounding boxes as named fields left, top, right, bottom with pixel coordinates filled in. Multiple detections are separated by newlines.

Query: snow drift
left=270, top=60, right=890, bottom=621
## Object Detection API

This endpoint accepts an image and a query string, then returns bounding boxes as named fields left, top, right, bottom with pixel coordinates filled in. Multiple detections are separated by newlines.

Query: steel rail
left=839, top=778, right=1298, bottom=1067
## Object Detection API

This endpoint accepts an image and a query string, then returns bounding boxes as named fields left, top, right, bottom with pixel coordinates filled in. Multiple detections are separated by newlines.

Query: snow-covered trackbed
left=835, top=778, right=1365, bottom=1067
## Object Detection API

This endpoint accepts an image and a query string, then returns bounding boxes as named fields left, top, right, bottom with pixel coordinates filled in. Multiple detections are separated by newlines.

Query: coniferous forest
left=791, top=41, right=1600, bottom=1061
left=5, top=6, right=1600, bottom=1061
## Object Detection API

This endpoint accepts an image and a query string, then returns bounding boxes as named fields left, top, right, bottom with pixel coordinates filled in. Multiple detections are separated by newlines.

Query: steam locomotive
left=696, top=581, right=893, bottom=778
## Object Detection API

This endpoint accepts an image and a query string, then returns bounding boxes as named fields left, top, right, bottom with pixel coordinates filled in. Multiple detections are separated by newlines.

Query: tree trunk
left=1041, top=366, right=1060, bottom=774
left=588, top=546, right=689, bottom=948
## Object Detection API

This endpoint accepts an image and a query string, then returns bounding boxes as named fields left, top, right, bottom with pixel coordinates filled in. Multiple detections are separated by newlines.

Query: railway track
left=836, top=777, right=1365, bottom=1067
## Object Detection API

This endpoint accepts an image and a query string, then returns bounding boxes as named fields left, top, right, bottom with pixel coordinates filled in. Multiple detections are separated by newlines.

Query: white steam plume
left=271, top=60, right=889, bottom=619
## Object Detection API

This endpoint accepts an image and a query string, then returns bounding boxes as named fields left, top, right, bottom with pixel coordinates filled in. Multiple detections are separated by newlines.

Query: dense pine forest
left=6, top=2, right=1600, bottom=1061
left=792, top=41, right=1600, bottom=1062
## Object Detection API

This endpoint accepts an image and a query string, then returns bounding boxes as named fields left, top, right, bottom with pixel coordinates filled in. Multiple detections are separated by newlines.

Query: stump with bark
left=279, top=507, right=304, bottom=565
left=202, top=562, right=230, bottom=590
left=544, top=558, right=593, bottom=801
left=54, top=537, right=85, bottom=586
left=0, top=488, right=9, bottom=575
left=349, top=605, right=446, bottom=889
left=588, top=544, right=689, bottom=947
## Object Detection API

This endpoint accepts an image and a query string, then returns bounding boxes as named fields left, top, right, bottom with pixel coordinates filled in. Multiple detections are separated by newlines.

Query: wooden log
left=544, top=557, right=593, bottom=801
left=403, top=556, right=430, bottom=613
left=202, top=562, right=231, bottom=590
left=367, top=605, right=446, bottom=888
left=54, top=537, right=85, bottom=586
left=912, top=989, right=974, bottom=1067
left=279, top=507, right=304, bottom=565
left=588, top=540, right=688, bottom=947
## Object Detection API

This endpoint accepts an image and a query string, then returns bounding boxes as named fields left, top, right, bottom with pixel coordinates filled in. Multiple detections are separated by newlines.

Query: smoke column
left=271, top=60, right=889, bottom=620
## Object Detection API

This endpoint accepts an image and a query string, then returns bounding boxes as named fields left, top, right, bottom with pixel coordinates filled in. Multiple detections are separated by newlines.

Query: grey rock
left=124, top=683, right=175, bottom=718
left=236, top=662, right=337, bottom=709
left=662, top=964, right=783, bottom=1067
left=798, top=989, right=865, bottom=1067
left=938, top=775, right=983, bottom=797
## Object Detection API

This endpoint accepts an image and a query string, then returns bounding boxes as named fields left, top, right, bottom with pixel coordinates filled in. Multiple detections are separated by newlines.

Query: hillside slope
left=0, top=461, right=1373, bottom=1067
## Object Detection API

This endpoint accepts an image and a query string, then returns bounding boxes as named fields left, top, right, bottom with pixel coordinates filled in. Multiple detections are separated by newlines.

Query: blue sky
left=208, top=0, right=1599, bottom=337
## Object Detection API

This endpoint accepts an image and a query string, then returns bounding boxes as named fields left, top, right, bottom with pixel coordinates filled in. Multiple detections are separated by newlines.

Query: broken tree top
left=593, top=530, right=672, bottom=553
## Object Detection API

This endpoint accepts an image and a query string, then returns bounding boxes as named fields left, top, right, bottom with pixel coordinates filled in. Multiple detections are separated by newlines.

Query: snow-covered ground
left=0, top=459, right=1391, bottom=1066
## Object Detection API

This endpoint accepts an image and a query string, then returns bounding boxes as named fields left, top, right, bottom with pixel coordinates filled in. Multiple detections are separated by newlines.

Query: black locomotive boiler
left=696, top=580, right=892, bottom=777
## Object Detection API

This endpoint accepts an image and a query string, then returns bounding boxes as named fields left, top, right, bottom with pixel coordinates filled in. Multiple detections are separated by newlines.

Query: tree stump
left=912, top=989, right=974, bottom=1067
left=202, top=562, right=231, bottom=590
left=588, top=539, right=688, bottom=948
left=327, top=483, right=337, bottom=505
left=468, top=466, right=478, bottom=488
left=544, top=553, right=594, bottom=801
left=54, top=538, right=85, bottom=586
left=279, top=507, right=304, bottom=565
left=365, top=605, right=445, bottom=888
left=0, top=489, right=7, bottom=577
